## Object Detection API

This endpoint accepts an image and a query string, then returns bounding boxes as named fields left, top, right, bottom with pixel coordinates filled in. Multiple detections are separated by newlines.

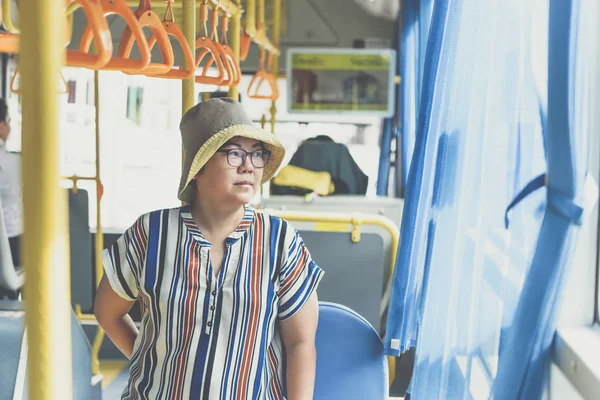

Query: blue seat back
left=315, top=302, right=388, bottom=399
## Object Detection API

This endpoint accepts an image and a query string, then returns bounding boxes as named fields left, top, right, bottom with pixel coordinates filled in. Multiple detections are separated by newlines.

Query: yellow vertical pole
left=91, top=70, right=103, bottom=375
left=228, top=1, right=241, bottom=100
left=245, top=0, right=256, bottom=37
left=182, top=0, right=196, bottom=205
left=21, top=0, right=72, bottom=399
left=269, top=0, right=281, bottom=133
left=257, top=0, right=265, bottom=29
left=182, top=0, right=196, bottom=114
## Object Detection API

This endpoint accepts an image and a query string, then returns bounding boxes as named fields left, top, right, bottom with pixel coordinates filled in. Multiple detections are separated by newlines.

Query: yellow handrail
left=262, top=210, right=399, bottom=386
left=21, top=0, right=73, bottom=398
left=243, top=0, right=279, bottom=55
left=126, top=0, right=240, bottom=15
left=59, top=75, right=105, bottom=377
left=2, top=0, right=19, bottom=33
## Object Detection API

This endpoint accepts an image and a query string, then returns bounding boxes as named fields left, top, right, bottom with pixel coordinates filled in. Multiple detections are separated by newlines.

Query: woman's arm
left=279, top=293, right=319, bottom=400
left=94, top=274, right=138, bottom=359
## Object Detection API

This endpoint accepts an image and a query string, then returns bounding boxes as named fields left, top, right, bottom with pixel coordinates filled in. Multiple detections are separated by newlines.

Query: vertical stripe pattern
left=101, top=206, right=324, bottom=399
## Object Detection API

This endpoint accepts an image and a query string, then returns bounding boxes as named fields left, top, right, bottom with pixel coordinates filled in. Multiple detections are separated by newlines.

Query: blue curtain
left=377, top=0, right=434, bottom=196
left=400, top=0, right=433, bottom=188
left=376, top=13, right=401, bottom=197
left=492, top=0, right=594, bottom=397
left=387, top=0, right=595, bottom=397
left=385, top=0, right=560, bottom=398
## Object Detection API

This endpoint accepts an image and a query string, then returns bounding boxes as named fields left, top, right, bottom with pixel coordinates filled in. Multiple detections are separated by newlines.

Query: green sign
left=286, top=48, right=396, bottom=117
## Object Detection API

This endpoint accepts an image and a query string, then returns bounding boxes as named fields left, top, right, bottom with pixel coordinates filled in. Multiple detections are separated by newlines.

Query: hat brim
left=178, top=124, right=286, bottom=203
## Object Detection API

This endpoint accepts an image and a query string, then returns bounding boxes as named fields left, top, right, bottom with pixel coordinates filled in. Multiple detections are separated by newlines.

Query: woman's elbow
left=93, top=276, right=133, bottom=325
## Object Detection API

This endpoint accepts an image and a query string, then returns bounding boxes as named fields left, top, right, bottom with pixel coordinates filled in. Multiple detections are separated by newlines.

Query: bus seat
left=314, top=302, right=388, bottom=400
left=261, top=195, right=404, bottom=230
left=0, top=300, right=99, bottom=400
left=263, top=210, right=398, bottom=333
left=68, top=189, right=95, bottom=314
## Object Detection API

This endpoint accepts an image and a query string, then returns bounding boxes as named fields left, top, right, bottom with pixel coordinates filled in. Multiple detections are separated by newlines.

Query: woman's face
left=193, top=136, right=269, bottom=207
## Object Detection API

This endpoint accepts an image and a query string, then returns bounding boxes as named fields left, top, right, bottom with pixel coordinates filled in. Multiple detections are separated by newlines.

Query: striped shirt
left=102, top=205, right=324, bottom=400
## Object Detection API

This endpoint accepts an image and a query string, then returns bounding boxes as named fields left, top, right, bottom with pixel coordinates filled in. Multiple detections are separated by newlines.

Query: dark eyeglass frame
left=216, top=148, right=272, bottom=168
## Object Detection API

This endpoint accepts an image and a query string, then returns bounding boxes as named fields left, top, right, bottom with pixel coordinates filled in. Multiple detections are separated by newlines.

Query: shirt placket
left=204, top=245, right=231, bottom=335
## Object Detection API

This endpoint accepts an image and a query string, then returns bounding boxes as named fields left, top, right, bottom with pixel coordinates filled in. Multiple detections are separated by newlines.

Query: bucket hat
left=177, top=97, right=285, bottom=203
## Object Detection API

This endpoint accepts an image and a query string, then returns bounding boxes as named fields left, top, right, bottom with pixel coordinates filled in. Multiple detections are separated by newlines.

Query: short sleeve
left=278, top=224, right=324, bottom=320
left=101, top=214, right=149, bottom=301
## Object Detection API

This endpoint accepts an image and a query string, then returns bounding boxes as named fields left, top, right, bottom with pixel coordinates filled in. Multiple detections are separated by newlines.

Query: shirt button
left=207, top=321, right=212, bottom=327
left=210, top=306, right=215, bottom=311
left=211, top=291, right=217, bottom=296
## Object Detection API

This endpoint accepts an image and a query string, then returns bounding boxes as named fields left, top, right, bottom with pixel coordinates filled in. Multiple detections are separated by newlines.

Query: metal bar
left=61, top=176, right=97, bottom=182
left=228, top=0, right=241, bottom=100
left=89, top=0, right=279, bottom=55
left=257, top=0, right=265, bottom=28
left=124, top=0, right=241, bottom=16
left=269, top=0, right=281, bottom=133
left=245, top=0, right=256, bottom=36
left=244, top=0, right=280, bottom=55
left=90, top=69, right=104, bottom=376
left=182, top=0, right=196, bottom=203
left=251, top=31, right=280, bottom=55
left=182, top=0, right=196, bottom=113
left=21, top=0, right=73, bottom=399
left=2, top=0, right=20, bottom=33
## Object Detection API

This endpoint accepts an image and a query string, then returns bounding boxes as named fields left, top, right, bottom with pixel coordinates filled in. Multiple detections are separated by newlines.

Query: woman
left=94, top=98, right=324, bottom=400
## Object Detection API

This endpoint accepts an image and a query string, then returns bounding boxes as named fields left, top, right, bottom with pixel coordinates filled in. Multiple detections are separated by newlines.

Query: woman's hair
left=0, top=98, right=8, bottom=123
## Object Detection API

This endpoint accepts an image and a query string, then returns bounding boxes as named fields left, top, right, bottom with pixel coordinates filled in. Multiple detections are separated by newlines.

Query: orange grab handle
left=119, top=0, right=174, bottom=75
left=212, top=42, right=234, bottom=86
left=78, top=0, right=150, bottom=72
left=193, top=4, right=226, bottom=85
left=146, top=21, right=195, bottom=79
left=66, top=0, right=113, bottom=70
left=194, top=37, right=226, bottom=85
left=145, top=0, right=194, bottom=80
left=221, top=45, right=241, bottom=86
left=247, top=71, right=278, bottom=100
left=248, top=49, right=278, bottom=100
left=204, top=44, right=240, bottom=87
left=203, top=13, right=241, bottom=87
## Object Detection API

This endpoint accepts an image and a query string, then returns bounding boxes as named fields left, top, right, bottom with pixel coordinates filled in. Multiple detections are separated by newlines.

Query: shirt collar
left=180, top=204, right=255, bottom=246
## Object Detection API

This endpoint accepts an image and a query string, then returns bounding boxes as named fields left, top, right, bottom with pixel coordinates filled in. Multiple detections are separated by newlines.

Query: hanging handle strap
left=78, top=0, right=150, bottom=72
left=248, top=49, right=278, bottom=100
left=145, top=0, right=195, bottom=79
left=118, top=0, right=174, bottom=75
left=66, top=0, right=113, bottom=69
left=194, top=2, right=226, bottom=85
left=203, top=5, right=240, bottom=87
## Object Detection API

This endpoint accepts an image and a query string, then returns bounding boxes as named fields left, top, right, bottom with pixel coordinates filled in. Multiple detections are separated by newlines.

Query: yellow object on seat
left=272, top=165, right=335, bottom=196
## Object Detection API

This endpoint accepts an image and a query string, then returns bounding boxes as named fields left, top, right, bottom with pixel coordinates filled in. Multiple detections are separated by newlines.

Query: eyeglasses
left=216, top=148, right=271, bottom=168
